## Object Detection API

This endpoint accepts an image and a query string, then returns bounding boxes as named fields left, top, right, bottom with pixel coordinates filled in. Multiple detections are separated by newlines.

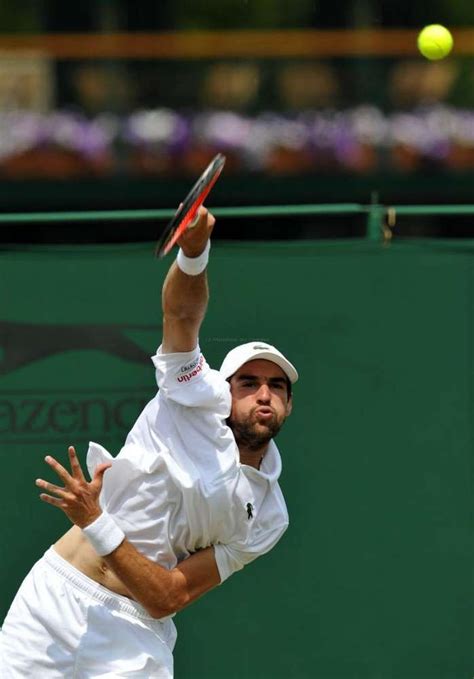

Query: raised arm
left=161, top=206, right=215, bottom=354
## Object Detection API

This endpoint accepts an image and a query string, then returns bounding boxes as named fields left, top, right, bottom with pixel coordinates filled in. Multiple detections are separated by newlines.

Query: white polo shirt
left=86, top=345, right=289, bottom=582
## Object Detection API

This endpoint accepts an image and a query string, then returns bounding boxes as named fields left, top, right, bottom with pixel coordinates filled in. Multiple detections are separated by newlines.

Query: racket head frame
left=155, top=153, right=226, bottom=258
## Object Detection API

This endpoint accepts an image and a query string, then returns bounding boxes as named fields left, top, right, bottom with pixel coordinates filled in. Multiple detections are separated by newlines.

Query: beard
left=227, top=407, right=285, bottom=452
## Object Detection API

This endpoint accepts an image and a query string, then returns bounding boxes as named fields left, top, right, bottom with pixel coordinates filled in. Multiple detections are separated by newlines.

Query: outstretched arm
left=36, top=446, right=221, bottom=619
left=161, top=206, right=215, bottom=353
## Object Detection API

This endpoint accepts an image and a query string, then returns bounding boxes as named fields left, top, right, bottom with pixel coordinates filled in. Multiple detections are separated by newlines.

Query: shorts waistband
left=44, top=546, right=157, bottom=621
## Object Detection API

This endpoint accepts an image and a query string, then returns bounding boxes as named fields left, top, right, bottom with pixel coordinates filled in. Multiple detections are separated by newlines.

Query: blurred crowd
left=0, top=56, right=473, bottom=178
left=1, top=105, right=474, bottom=179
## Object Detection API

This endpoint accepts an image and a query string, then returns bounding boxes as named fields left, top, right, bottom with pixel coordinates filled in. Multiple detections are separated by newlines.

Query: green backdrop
left=0, top=239, right=472, bottom=678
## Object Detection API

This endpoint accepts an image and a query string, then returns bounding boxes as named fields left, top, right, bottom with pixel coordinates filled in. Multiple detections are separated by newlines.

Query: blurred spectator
left=277, top=62, right=340, bottom=110
left=0, top=52, right=53, bottom=112
left=0, top=146, right=96, bottom=179
left=388, top=61, right=463, bottom=172
left=389, top=60, right=457, bottom=109
left=72, top=64, right=134, bottom=115
left=201, top=62, right=260, bottom=110
left=0, top=111, right=115, bottom=178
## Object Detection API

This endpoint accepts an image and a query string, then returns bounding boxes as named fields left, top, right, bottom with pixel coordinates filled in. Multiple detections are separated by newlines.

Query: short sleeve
left=152, top=344, right=231, bottom=414
left=214, top=521, right=289, bottom=583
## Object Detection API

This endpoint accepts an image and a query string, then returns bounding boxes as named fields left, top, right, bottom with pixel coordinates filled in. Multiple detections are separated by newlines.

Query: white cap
left=219, top=341, right=298, bottom=384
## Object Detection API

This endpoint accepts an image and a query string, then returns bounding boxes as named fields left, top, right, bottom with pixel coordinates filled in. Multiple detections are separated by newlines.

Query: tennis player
left=0, top=206, right=298, bottom=678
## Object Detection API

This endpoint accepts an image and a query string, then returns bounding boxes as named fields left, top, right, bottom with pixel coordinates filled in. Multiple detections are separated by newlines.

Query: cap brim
left=221, top=350, right=298, bottom=384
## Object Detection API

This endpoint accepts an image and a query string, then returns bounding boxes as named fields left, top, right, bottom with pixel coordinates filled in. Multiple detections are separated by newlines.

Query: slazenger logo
left=0, top=320, right=159, bottom=444
left=0, top=394, right=151, bottom=443
left=0, top=320, right=158, bottom=375
left=253, top=344, right=270, bottom=350
left=177, top=355, right=204, bottom=383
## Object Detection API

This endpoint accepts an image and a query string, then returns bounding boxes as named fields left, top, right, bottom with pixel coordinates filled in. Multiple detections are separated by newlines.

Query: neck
left=239, top=444, right=268, bottom=470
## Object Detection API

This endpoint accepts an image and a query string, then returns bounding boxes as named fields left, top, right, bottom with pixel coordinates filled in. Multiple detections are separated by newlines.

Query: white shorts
left=0, top=547, right=177, bottom=678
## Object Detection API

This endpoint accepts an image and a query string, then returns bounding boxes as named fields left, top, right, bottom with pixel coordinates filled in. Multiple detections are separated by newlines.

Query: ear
left=285, top=396, right=293, bottom=417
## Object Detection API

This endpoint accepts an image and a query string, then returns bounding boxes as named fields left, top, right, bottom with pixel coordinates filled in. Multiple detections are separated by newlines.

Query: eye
left=270, top=382, right=285, bottom=390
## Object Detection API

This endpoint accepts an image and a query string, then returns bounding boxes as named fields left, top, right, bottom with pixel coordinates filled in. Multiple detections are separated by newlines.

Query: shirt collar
left=241, top=440, right=282, bottom=485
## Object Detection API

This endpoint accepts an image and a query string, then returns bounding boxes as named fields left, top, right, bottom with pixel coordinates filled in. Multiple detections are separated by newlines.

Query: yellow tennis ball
left=417, top=24, right=453, bottom=60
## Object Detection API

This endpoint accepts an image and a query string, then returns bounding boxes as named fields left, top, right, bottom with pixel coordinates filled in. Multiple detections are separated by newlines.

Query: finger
left=68, top=446, right=86, bottom=482
left=207, top=212, right=216, bottom=231
left=39, top=493, right=66, bottom=508
left=187, top=206, right=207, bottom=230
left=35, top=478, right=72, bottom=499
left=188, top=211, right=200, bottom=229
left=91, top=462, right=112, bottom=488
left=44, top=455, right=74, bottom=486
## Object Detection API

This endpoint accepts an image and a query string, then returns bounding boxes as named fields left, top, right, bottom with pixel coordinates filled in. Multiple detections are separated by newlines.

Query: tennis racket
left=155, top=153, right=226, bottom=258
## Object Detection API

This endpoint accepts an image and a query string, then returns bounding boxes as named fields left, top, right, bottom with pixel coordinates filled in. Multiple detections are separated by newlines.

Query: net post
left=366, top=199, right=384, bottom=242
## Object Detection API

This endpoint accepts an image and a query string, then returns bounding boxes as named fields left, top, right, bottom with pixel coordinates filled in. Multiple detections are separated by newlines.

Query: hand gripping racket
left=155, top=153, right=226, bottom=258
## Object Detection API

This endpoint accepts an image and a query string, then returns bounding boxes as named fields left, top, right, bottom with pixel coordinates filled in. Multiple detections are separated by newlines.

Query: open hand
left=36, top=446, right=111, bottom=528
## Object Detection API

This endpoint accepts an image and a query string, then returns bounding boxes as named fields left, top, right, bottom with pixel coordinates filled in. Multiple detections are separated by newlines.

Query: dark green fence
left=1, top=201, right=474, bottom=244
left=0, top=209, right=472, bottom=677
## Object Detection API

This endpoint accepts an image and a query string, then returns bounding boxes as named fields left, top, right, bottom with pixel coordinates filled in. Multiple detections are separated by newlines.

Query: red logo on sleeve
left=177, top=355, right=205, bottom=383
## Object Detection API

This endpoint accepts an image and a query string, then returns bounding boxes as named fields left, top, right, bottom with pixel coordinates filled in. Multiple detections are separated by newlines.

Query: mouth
left=254, top=407, right=275, bottom=421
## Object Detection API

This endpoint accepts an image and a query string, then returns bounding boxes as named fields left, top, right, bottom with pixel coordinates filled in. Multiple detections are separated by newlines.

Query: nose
left=256, top=383, right=271, bottom=404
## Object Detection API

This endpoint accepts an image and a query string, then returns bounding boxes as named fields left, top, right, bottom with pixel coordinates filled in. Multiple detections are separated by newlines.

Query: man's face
left=227, top=359, right=293, bottom=451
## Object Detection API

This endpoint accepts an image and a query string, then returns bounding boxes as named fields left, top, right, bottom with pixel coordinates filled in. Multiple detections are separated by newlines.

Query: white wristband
left=82, top=511, right=125, bottom=556
left=177, top=240, right=210, bottom=276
